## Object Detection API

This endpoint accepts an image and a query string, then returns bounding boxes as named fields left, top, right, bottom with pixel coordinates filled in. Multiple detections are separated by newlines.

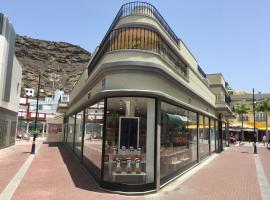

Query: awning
left=230, top=122, right=270, bottom=131
left=164, top=113, right=189, bottom=124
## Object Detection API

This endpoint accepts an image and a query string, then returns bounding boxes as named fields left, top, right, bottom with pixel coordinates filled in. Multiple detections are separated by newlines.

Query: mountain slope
left=15, top=35, right=91, bottom=96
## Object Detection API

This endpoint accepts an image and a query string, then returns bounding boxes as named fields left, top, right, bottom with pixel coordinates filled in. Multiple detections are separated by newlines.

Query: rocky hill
left=15, top=35, right=91, bottom=97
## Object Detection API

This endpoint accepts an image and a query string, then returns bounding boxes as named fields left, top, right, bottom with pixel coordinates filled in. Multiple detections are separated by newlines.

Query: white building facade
left=60, top=2, right=232, bottom=193
left=0, top=13, right=22, bottom=149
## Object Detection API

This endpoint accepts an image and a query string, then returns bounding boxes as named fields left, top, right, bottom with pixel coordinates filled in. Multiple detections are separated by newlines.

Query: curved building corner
left=59, top=2, right=232, bottom=193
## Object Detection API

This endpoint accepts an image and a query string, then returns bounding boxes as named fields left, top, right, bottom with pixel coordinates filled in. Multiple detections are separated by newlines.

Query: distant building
left=0, top=13, right=22, bottom=149
left=24, top=88, right=35, bottom=97
left=18, top=90, right=70, bottom=137
left=229, top=91, right=270, bottom=141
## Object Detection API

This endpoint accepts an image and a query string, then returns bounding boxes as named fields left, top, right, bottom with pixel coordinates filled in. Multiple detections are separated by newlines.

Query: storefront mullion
left=101, top=97, right=107, bottom=183
left=72, top=114, right=77, bottom=152
left=80, top=108, right=86, bottom=163
left=74, top=111, right=84, bottom=159
left=210, top=119, right=215, bottom=153
left=67, top=115, right=75, bottom=150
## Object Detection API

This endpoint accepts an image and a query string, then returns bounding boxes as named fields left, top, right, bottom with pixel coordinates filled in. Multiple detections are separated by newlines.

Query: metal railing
left=88, top=2, right=181, bottom=75
left=107, top=27, right=187, bottom=77
left=121, top=2, right=179, bottom=44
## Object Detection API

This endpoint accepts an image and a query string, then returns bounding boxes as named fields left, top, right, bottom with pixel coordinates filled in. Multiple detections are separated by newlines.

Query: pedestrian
left=262, top=134, right=266, bottom=146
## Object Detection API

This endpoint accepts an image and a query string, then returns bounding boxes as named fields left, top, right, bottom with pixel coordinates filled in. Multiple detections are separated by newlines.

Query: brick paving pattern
left=155, top=145, right=261, bottom=200
left=258, top=147, right=270, bottom=185
left=0, top=141, right=269, bottom=200
left=0, top=140, right=34, bottom=194
left=11, top=143, right=143, bottom=200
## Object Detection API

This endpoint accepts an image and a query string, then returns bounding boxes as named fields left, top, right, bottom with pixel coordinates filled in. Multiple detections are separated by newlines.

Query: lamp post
left=253, top=88, right=257, bottom=154
left=31, top=73, right=41, bottom=154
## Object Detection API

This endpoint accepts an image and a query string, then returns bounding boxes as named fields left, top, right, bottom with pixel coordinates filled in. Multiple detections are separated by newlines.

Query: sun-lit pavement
left=0, top=141, right=269, bottom=200
left=0, top=139, right=42, bottom=194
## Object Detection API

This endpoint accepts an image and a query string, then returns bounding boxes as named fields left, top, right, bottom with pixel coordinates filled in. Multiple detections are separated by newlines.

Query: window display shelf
left=112, top=171, right=146, bottom=182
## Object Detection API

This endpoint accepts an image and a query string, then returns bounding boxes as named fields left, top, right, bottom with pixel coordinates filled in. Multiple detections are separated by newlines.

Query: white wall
left=0, top=36, right=8, bottom=100
left=8, top=56, right=22, bottom=112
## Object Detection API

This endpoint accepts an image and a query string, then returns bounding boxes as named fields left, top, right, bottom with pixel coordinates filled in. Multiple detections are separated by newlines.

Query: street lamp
left=31, top=73, right=41, bottom=154
left=253, top=88, right=257, bottom=154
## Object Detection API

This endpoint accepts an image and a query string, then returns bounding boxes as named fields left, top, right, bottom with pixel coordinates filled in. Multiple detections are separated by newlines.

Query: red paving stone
left=2, top=142, right=268, bottom=199
left=0, top=140, right=35, bottom=193
left=12, top=143, right=143, bottom=200
left=258, top=146, right=270, bottom=185
left=157, top=145, right=261, bottom=200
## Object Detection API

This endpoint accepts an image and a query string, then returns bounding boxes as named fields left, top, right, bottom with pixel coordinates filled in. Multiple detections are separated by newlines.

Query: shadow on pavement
left=46, top=143, right=109, bottom=194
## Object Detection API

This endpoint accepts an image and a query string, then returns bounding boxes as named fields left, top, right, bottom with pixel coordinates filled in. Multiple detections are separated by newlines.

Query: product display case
left=104, top=145, right=146, bottom=183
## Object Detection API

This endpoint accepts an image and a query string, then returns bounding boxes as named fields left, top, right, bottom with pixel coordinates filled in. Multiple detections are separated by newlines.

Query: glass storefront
left=67, top=115, right=75, bottom=150
left=199, top=115, right=210, bottom=159
left=83, top=100, right=104, bottom=178
left=210, top=119, right=215, bottom=152
left=63, top=97, right=221, bottom=191
left=74, top=111, right=84, bottom=158
left=160, top=102, right=197, bottom=181
left=103, top=97, right=155, bottom=185
left=222, top=122, right=227, bottom=147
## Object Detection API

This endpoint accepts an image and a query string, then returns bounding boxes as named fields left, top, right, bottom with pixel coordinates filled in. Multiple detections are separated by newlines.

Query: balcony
left=215, top=93, right=232, bottom=115
left=88, top=2, right=183, bottom=76
left=88, top=26, right=188, bottom=79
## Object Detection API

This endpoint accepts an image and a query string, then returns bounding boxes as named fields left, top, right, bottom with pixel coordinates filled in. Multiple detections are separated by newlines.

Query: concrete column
left=146, top=99, right=155, bottom=183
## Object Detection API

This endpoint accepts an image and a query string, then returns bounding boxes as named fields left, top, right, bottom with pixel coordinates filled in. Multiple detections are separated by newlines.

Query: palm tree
left=256, top=99, right=270, bottom=141
left=234, top=102, right=250, bottom=142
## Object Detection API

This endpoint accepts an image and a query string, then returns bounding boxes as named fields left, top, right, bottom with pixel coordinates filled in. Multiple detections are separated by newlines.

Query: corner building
left=62, top=2, right=232, bottom=192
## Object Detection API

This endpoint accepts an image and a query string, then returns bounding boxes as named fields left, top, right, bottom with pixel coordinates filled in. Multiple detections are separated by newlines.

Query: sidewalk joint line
left=0, top=144, right=42, bottom=200
left=254, top=154, right=270, bottom=200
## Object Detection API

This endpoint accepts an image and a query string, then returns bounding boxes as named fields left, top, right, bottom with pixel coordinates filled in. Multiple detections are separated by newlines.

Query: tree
left=234, top=102, right=250, bottom=141
left=256, top=99, right=270, bottom=140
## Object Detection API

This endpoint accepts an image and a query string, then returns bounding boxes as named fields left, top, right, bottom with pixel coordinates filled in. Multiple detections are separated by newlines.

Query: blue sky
left=1, top=0, right=270, bottom=93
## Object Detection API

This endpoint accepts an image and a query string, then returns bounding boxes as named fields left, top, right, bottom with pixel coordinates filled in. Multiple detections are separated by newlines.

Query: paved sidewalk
left=0, top=139, right=42, bottom=194
left=11, top=143, right=142, bottom=200
left=149, top=146, right=261, bottom=200
left=0, top=141, right=269, bottom=200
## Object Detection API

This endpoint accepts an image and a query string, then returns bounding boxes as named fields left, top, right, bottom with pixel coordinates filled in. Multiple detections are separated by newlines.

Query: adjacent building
left=59, top=2, right=232, bottom=193
left=0, top=13, right=22, bottom=149
left=229, top=91, right=270, bottom=141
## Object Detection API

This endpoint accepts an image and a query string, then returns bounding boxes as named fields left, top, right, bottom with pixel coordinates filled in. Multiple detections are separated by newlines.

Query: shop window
left=199, top=115, right=210, bottom=160
left=67, top=115, right=75, bottom=150
left=215, top=120, right=219, bottom=151
left=160, top=102, right=198, bottom=181
left=210, top=119, right=215, bottom=153
left=83, top=100, right=104, bottom=178
left=74, top=111, right=84, bottom=158
left=103, top=97, right=155, bottom=184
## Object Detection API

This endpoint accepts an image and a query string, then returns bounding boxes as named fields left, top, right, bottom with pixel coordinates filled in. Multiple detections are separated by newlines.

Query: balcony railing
left=120, top=2, right=179, bottom=44
left=88, top=26, right=187, bottom=77
left=107, top=27, right=187, bottom=77
left=88, top=2, right=181, bottom=76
